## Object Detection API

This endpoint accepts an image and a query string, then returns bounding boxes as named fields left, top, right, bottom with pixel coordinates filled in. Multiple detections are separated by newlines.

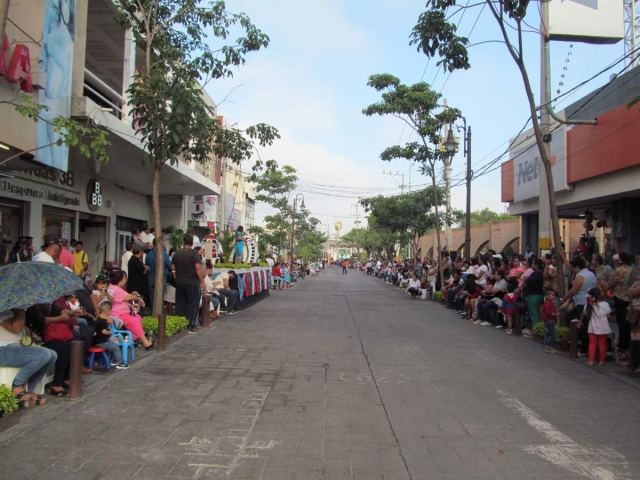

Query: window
left=42, top=206, right=75, bottom=245
left=245, top=198, right=255, bottom=228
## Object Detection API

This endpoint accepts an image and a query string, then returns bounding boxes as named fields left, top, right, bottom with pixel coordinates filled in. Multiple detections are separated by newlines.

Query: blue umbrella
left=0, top=262, right=85, bottom=311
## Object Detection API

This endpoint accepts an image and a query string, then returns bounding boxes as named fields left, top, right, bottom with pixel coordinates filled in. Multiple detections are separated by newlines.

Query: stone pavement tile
left=228, top=457, right=267, bottom=479
left=293, top=440, right=323, bottom=460
left=33, top=472, right=100, bottom=480
left=322, top=462, right=352, bottom=479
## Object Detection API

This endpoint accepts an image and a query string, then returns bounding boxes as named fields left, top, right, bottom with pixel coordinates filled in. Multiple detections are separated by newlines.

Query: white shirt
left=266, top=258, right=274, bottom=268
left=409, top=278, right=421, bottom=289
left=588, top=302, right=612, bottom=335
left=32, top=251, right=55, bottom=263
left=138, top=231, right=151, bottom=245
left=121, top=251, right=133, bottom=277
left=475, top=264, right=488, bottom=286
left=192, top=235, right=201, bottom=248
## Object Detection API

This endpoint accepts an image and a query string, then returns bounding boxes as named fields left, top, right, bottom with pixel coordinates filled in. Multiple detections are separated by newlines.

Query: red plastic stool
left=87, top=346, right=111, bottom=370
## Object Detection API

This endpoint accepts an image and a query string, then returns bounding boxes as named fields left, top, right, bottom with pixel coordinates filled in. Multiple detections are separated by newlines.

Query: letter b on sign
left=87, top=179, right=102, bottom=211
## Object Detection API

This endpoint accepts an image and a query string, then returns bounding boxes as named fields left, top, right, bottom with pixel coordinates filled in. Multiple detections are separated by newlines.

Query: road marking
left=497, top=390, right=628, bottom=480
left=177, top=386, right=274, bottom=478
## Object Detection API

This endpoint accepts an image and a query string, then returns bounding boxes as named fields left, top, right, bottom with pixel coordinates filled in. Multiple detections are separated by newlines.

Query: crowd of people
left=363, top=243, right=640, bottom=369
left=269, top=257, right=327, bottom=289
left=0, top=225, right=257, bottom=410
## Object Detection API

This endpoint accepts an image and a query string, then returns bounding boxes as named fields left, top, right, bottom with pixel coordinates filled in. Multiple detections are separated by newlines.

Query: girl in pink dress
left=108, top=270, right=155, bottom=350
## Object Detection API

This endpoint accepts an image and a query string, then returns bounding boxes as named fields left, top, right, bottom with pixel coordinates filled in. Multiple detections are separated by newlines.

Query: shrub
left=532, top=323, right=570, bottom=343
left=532, top=322, right=545, bottom=338
left=142, top=315, right=189, bottom=338
left=555, top=326, right=570, bottom=343
left=0, top=384, right=19, bottom=417
left=433, top=291, right=443, bottom=302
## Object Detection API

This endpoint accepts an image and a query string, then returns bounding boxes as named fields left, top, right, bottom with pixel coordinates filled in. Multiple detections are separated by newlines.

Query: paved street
left=1, top=266, right=640, bottom=480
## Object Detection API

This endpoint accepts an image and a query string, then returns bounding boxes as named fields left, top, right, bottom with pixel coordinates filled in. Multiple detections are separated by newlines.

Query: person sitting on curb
left=408, top=272, right=422, bottom=299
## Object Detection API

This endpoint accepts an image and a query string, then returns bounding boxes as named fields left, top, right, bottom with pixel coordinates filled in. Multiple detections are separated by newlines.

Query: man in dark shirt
left=171, top=234, right=206, bottom=332
left=127, top=245, right=150, bottom=307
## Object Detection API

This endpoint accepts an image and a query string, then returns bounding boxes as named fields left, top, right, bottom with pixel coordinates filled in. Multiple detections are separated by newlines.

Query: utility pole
left=444, top=123, right=452, bottom=254
left=383, top=171, right=405, bottom=195
left=539, top=0, right=552, bottom=255
left=464, top=127, right=472, bottom=260
left=442, top=100, right=453, bottom=254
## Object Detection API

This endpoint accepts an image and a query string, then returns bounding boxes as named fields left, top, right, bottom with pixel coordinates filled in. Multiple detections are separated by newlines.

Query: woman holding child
left=108, top=270, right=156, bottom=351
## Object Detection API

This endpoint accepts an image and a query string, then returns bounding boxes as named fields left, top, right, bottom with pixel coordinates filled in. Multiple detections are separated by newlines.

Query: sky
left=206, top=0, right=624, bottom=238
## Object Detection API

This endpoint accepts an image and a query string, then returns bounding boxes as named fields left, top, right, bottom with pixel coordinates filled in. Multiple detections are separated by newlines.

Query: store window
left=0, top=199, right=23, bottom=243
left=42, top=206, right=75, bottom=246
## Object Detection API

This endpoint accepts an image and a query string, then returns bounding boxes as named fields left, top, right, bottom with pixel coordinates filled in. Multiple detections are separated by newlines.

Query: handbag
left=20, top=328, right=33, bottom=347
left=627, top=305, right=640, bottom=325
left=44, top=322, right=73, bottom=342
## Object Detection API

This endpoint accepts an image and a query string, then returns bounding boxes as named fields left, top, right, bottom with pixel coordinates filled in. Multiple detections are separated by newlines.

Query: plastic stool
left=87, top=346, right=111, bottom=371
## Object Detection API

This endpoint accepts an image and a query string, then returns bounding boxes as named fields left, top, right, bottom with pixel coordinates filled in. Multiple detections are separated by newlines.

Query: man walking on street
left=342, top=259, right=348, bottom=274
left=172, top=234, right=206, bottom=332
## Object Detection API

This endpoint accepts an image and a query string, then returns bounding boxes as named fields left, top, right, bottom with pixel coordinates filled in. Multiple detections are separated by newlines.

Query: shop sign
left=1, top=180, right=81, bottom=206
left=87, top=179, right=102, bottom=212
left=17, top=168, right=75, bottom=188
left=0, top=35, right=33, bottom=93
left=193, top=195, right=203, bottom=204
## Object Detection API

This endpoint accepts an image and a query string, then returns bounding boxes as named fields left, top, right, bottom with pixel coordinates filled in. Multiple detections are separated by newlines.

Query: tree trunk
left=0, top=0, right=10, bottom=43
left=516, top=60, right=566, bottom=298
left=152, top=164, right=164, bottom=318
left=430, top=174, right=445, bottom=290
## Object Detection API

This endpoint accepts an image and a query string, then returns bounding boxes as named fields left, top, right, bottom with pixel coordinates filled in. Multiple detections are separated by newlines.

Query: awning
left=71, top=97, right=220, bottom=196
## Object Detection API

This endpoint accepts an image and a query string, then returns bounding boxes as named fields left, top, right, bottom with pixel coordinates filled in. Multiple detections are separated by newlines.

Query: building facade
left=501, top=65, right=640, bottom=258
left=0, top=0, right=221, bottom=270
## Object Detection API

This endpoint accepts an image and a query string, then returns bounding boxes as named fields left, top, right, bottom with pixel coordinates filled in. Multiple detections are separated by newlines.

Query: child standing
left=94, top=303, right=129, bottom=369
left=579, top=287, right=612, bottom=366
left=501, top=283, right=518, bottom=334
left=541, top=289, right=560, bottom=354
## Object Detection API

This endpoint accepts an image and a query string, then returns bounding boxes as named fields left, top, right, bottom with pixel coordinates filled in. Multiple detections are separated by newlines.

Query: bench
left=0, top=366, right=55, bottom=395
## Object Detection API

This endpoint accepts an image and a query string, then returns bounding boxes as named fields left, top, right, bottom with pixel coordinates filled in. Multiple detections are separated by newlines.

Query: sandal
left=46, top=385, right=68, bottom=398
left=599, top=362, right=606, bottom=366
left=28, top=393, right=47, bottom=406
left=587, top=361, right=594, bottom=366
left=13, top=386, right=31, bottom=408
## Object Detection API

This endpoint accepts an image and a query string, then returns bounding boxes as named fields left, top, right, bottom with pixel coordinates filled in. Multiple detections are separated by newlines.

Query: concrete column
left=521, top=213, right=539, bottom=254
left=70, top=0, right=89, bottom=116
left=121, top=29, right=136, bottom=122
left=613, top=198, right=640, bottom=255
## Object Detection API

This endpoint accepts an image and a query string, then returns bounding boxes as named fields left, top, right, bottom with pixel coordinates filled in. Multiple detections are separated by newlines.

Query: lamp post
left=444, top=117, right=472, bottom=259
left=290, top=193, right=305, bottom=266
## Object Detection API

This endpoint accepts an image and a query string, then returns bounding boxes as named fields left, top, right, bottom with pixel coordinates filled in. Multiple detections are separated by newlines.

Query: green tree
left=363, top=74, right=460, bottom=287
left=459, top=208, right=516, bottom=227
left=410, top=0, right=566, bottom=295
left=360, top=187, right=463, bottom=260
left=249, top=160, right=297, bottom=254
left=114, top=0, right=279, bottom=316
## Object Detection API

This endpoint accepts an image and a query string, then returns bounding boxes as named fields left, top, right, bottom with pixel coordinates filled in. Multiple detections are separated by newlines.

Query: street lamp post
left=290, top=193, right=305, bottom=266
left=444, top=117, right=472, bottom=259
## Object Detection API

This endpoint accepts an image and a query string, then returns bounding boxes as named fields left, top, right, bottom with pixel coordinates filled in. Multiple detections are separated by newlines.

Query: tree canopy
left=113, top=0, right=280, bottom=315
left=459, top=208, right=516, bottom=227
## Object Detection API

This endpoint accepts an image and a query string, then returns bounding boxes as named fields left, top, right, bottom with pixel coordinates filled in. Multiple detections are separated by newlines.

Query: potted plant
left=0, top=385, right=19, bottom=418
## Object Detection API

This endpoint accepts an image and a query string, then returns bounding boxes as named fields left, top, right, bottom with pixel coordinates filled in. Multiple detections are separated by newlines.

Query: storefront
left=0, top=166, right=149, bottom=273
left=0, top=197, right=23, bottom=242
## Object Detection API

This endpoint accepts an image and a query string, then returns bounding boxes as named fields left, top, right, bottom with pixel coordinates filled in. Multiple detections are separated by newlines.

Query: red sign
left=0, top=35, right=33, bottom=93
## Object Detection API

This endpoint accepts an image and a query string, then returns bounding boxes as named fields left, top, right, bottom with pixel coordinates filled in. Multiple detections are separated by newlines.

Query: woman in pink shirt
left=108, top=270, right=155, bottom=350
left=509, top=255, right=526, bottom=287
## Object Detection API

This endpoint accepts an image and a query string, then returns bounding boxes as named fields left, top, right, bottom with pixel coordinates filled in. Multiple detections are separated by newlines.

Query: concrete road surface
left=1, top=265, right=639, bottom=480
